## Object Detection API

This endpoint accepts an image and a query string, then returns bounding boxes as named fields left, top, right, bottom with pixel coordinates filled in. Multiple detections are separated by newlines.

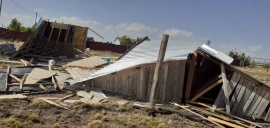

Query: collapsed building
left=12, top=20, right=88, bottom=59
left=1, top=19, right=270, bottom=126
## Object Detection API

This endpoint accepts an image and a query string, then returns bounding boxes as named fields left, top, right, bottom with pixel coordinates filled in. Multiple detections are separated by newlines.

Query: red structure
left=0, top=28, right=31, bottom=42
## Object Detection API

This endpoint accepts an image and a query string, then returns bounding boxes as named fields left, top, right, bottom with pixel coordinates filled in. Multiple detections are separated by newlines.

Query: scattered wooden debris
left=38, top=97, right=69, bottom=110
left=171, top=102, right=225, bottom=128
left=77, top=91, right=93, bottom=99
left=0, top=94, right=27, bottom=99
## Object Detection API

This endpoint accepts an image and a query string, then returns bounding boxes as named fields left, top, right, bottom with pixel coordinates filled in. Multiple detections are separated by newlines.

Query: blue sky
left=1, top=0, right=270, bottom=58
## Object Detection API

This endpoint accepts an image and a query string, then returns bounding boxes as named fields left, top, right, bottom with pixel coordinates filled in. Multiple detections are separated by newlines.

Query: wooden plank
left=247, top=89, right=266, bottom=117
left=51, top=76, right=58, bottom=90
left=185, top=52, right=197, bottom=101
left=149, top=34, right=169, bottom=109
left=20, top=73, right=28, bottom=90
left=220, top=63, right=230, bottom=114
left=38, top=98, right=69, bottom=110
left=171, top=103, right=225, bottom=128
left=252, top=91, right=270, bottom=118
left=176, top=60, right=186, bottom=103
left=231, top=79, right=248, bottom=114
left=265, top=105, right=270, bottom=121
left=5, top=65, right=10, bottom=91
left=193, top=102, right=262, bottom=128
left=235, top=81, right=254, bottom=116
left=188, top=104, right=249, bottom=128
left=9, top=74, right=21, bottom=82
left=213, top=73, right=240, bottom=109
left=208, top=116, right=243, bottom=128
left=191, top=79, right=223, bottom=102
left=0, top=94, right=27, bottom=99
left=39, top=84, right=46, bottom=91
left=242, top=84, right=260, bottom=115
left=191, top=74, right=222, bottom=102
left=230, top=77, right=245, bottom=108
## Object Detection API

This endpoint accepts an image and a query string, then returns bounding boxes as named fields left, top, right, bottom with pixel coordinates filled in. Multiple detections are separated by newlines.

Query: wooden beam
left=193, top=102, right=262, bottom=128
left=185, top=52, right=198, bottom=101
left=64, top=24, right=71, bottom=43
left=171, top=102, right=225, bottom=128
left=208, top=116, right=244, bottom=128
left=196, top=50, right=270, bottom=92
left=191, top=74, right=222, bottom=97
left=39, top=84, right=46, bottom=91
left=190, top=79, right=223, bottom=102
left=5, top=66, right=10, bottom=92
left=220, top=63, right=230, bottom=114
left=51, top=76, right=59, bottom=90
left=44, top=20, right=56, bottom=53
left=20, top=73, right=28, bottom=91
left=214, top=73, right=240, bottom=109
left=149, top=34, right=169, bottom=110
left=9, top=74, right=21, bottom=82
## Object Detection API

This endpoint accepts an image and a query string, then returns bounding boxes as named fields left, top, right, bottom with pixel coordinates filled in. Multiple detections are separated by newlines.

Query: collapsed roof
left=78, top=39, right=205, bottom=82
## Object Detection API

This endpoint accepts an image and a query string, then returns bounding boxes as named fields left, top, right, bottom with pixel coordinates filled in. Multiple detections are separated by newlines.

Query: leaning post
left=149, top=34, right=169, bottom=110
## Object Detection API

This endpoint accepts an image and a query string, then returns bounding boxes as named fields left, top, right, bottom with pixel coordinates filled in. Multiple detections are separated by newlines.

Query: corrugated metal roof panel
left=198, top=44, right=233, bottom=64
left=78, top=39, right=205, bottom=82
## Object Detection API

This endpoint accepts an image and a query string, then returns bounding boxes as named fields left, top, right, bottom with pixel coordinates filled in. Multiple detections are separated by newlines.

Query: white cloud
left=248, top=45, right=261, bottom=52
left=1, top=14, right=202, bottom=45
left=51, top=16, right=101, bottom=27
left=163, top=28, right=193, bottom=40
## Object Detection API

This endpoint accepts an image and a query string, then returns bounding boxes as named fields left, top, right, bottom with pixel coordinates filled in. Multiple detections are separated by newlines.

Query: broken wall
left=85, top=60, right=186, bottom=103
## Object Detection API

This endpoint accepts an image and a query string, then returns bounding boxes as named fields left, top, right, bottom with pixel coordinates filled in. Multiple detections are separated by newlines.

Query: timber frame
left=185, top=49, right=270, bottom=122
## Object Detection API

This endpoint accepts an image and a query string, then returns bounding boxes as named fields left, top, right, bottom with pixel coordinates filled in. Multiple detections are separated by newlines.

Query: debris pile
left=1, top=19, right=270, bottom=127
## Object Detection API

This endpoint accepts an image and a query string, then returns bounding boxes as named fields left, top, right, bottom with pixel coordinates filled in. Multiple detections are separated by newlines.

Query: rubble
left=1, top=19, right=270, bottom=127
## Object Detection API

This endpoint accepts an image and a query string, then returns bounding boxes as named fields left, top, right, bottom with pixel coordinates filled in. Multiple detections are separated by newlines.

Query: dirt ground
left=0, top=91, right=214, bottom=128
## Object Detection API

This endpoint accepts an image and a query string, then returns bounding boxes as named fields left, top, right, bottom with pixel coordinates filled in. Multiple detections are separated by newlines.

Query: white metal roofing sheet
left=78, top=39, right=205, bottom=82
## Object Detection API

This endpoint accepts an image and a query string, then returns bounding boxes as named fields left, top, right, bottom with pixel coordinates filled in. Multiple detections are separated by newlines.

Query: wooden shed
left=12, top=20, right=88, bottom=58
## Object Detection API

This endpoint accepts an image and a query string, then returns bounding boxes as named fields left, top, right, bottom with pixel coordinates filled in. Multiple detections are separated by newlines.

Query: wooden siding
left=85, top=60, right=186, bottom=103
left=72, top=26, right=88, bottom=51
left=213, top=72, right=270, bottom=121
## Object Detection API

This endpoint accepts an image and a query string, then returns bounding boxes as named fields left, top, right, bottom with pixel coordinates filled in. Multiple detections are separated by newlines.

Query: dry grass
left=0, top=93, right=213, bottom=128
left=237, top=67, right=270, bottom=85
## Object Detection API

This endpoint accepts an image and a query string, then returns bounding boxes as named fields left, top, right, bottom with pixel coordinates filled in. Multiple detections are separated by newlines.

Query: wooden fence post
left=149, top=34, right=169, bottom=110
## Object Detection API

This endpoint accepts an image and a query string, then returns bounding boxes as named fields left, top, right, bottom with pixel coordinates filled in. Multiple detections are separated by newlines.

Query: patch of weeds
left=1, top=99, right=14, bottom=104
left=113, top=117, right=137, bottom=127
left=73, top=102, right=106, bottom=111
left=59, top=110, right=81, bottom=123
left=94, top=113, right=109, bottom=122
left=51, top=123, right=62, bottom=128
left=14, top=110, right=40, bottom=123
left=87, top=120, right=103, bottom=128
left=171, top=114, right=180, bottom=120
left=140, top=119, right=167, bottom=128
left=0, top=117, right=24, bottom=128
left=118, top=105, right=133, bottom=112
left=30, top=99, right=52, bottom=109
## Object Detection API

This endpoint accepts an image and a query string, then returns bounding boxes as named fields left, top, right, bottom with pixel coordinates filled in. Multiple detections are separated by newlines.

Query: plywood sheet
left=67, top=56, right=106, bottom=69
left=25, top=68, right=55, bottom=84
